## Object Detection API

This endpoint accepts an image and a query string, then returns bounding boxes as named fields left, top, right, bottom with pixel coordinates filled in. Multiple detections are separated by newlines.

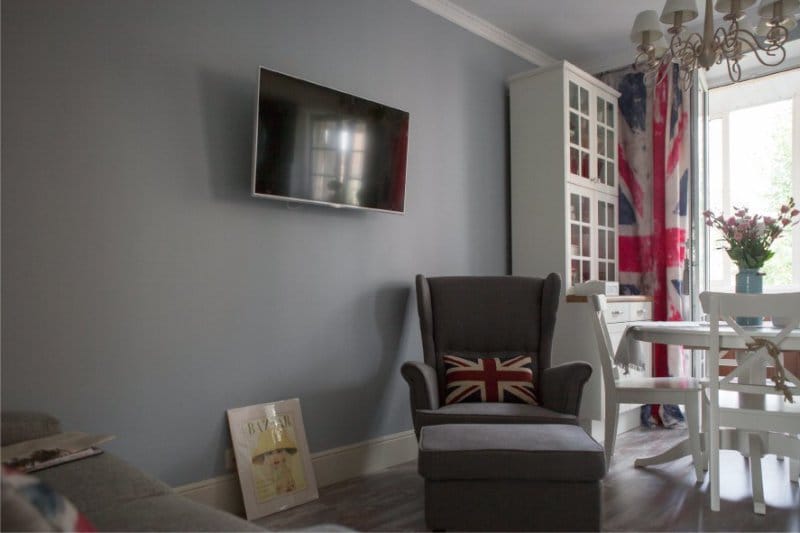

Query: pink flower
left=733, top=231, right=743, bottom=241
left=705, top=219, right=713, bottom=226
left=782, top=219, right=791, bottom=226
left=792, top=209, right=799, bottom=217
left=764, top=216, right=775, bottom=225
left=781, top=205, right=790, bottom=213
left=735, top=209, right=746, bottom=217
left=727, top=216, right=736, bottom=226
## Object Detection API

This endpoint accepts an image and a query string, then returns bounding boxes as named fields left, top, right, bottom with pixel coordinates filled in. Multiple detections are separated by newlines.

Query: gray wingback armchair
left=401, top=273, right=592, bottom=437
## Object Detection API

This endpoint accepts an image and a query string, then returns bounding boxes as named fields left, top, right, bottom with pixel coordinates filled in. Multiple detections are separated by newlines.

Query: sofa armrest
left=400, top=361, right=440, bottom=436
left=540, top=362, right=592, bottom=416
left=1, top=412, right=62, bottom=446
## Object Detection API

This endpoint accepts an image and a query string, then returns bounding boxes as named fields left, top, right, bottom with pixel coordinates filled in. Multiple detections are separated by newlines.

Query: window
left=707, top=69, right=800, bottom=291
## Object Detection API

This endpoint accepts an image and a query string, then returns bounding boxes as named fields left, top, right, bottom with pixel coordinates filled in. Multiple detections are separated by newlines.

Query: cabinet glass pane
left=571, top=225, right=580, bottom=256
left=597, top=96, right=605, bottom=124
left=597, top=126, right=606, bottom=156
left=607, top=102, right=614, bottom=127
left=570, top=194, right=580, bottom=221
left=581, top=196, right=590, bottom=222
left=581, top=152, right=590, bottom=179
left=607, top=162, right=615, bottom=186
left=607, top=204, right=615, bottom=227
left=598, top=202, right=606, bottom=226
left=580, top=87, right=589, bottom=114
left=569, top=113, right=579, bottom=145
left=597, top=160, right=606, bottom=184
left=609, top=267, right=616, bottom=282
left=581, top=226, right=591, bottom=256
left=598, top=262, right=607, bottom=281
left=609, top=231, right=616, bottom=259
left=607, top=130, right=614, bottom=159
left=580, top=118, right=589, bottom=149
left=598, top=229, right=606, bottom=258
left=571, top=260, right=580, bottom=285
left=569, top=82, right=578, bottom=110
left=582, top=260, right=590, bottom=282
left=570, top=148, right=579, bottom=175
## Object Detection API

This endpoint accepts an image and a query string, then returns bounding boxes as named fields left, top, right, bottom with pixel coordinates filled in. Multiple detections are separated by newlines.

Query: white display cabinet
left=510, top=61, right=651, bottom=439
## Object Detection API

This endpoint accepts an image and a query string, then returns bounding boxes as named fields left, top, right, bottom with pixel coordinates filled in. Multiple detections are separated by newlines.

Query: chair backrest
left=699, top=291, right=800, bottom=400
left=416, top=273, right=561, bottom=402
left=588, top=295, right=619, bottom=397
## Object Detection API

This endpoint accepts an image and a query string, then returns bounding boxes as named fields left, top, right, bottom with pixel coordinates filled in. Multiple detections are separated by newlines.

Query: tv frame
left=250, top=66, right=409, bottom=215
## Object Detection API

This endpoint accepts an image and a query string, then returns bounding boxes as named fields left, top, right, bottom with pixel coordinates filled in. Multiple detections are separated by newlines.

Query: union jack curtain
left=599, top=65, right=692, bottom=425
left=443, top=355, right=537, bottom=405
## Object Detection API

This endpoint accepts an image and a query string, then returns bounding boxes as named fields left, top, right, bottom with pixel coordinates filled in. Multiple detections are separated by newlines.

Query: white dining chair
left=700, top=291, right=800, bottom=515
left=588, top=295, right=705, bottom=480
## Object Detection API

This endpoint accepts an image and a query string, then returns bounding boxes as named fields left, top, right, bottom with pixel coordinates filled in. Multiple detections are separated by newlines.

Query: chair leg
left=685, top=394, right=704, bottom=483
left=748, top=433, right=766, bottom=515
left=709, top=407, right=720, bottom=512
left=604, top=401, right=620, bottom=469
left=701, top=389, right=709, bottom=472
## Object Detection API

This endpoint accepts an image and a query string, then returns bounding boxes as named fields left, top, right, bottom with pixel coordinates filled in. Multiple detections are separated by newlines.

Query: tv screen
left=251, top=67, right=409, bottom=213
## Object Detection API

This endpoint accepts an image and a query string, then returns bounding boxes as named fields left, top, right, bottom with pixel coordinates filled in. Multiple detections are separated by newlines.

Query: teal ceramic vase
left=735, top=268, right=763, bottom=326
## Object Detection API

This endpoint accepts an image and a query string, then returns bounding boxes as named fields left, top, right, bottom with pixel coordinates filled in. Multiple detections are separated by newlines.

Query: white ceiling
left=447, top=0, right=800, bottom=76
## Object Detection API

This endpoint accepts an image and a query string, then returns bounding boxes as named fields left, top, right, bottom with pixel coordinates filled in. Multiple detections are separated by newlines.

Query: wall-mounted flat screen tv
left=251, top=67, right=409, bottom=213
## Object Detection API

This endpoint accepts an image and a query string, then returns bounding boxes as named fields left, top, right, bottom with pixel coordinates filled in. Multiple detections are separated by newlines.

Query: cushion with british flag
left=442, top=354, right=537, bottom=405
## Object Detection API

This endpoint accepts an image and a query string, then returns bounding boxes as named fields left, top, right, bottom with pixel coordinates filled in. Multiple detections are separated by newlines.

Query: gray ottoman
left=418, top=423, right=605, bottom=531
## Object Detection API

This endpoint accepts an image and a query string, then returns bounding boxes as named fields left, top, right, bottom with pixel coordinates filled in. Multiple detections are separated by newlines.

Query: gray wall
left=1, top=0, right=532, bottom=485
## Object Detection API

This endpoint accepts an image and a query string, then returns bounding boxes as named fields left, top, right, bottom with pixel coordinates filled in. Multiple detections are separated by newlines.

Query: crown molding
left=410, top=0, right=557, bottom=67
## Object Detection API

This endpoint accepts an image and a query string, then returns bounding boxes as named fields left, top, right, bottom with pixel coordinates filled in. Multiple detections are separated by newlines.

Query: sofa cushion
left=418, top=423, right=605, bottom=482
left=443, top=354, right=537, bottom=405
left=33, top=453, right=171, bottom=514
left=1, top=412, right=62, bottom=446
left=86, top=494, right=263, bottom=532
left=415, top=402, right=577, bottom=428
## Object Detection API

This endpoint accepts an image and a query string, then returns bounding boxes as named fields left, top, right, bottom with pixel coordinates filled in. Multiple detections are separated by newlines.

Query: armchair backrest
left=416, top=273, right=561, bottom=403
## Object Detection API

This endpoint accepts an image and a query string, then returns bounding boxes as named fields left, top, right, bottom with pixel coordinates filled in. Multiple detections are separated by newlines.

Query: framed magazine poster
left=227, top=399, right=318, bottom=520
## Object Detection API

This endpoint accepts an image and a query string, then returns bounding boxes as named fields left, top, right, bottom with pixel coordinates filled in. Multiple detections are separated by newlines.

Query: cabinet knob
left=636, top=308, right=645, bottom=315
left=611, top=310, right=622, bottom=317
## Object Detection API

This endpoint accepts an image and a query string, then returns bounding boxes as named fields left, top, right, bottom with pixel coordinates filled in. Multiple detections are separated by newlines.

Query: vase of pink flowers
left=704, top=198, right=800, bottom=325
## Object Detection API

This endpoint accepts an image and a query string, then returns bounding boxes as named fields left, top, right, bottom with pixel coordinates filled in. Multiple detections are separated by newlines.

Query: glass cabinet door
left=568, top=81, right=591, bottom=182
left=569, top=189, right=593, bottom=286
left=596, top=197, right=617, bottom=282
left=595, top=95, right=616, bottom=192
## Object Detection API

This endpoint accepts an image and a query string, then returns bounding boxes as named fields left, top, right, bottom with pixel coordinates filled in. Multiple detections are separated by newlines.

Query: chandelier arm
left=725, top=55, right=743, bottom=82
left=727, top=27, right=788, bottom=67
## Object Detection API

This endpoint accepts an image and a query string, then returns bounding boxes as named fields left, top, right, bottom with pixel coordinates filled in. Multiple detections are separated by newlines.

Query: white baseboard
left=176, top=429, right=418, bottom=515
left=588, top=406, right=642, bottom=443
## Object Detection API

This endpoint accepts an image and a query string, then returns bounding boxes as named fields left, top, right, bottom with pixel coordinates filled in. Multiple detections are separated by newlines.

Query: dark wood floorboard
left=256, top=428, right=800, bottom=531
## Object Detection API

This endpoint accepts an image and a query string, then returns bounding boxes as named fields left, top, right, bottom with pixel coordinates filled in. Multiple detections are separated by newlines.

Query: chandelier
left=631, top=0, right=798, bottom=87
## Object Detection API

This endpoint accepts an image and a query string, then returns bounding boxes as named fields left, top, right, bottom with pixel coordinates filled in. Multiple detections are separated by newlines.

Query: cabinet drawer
left=630, top=302, right=652, bottom=321
left=606, top=302, right=630, bottom=323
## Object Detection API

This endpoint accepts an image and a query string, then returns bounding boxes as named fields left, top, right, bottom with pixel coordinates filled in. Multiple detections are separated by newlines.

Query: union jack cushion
left=443, top=355, right=537, bottom=405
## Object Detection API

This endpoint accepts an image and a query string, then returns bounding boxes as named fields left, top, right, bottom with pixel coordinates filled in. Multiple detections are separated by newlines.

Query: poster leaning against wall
left=227, top=398, right=318, bottom=520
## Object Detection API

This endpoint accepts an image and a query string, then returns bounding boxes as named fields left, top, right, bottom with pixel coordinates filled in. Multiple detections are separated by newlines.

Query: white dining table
left=616, top=320, right=800, bottom=510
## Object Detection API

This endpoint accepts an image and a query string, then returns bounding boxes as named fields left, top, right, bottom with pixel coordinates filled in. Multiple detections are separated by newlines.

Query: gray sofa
left=1, top=411, right=262, bottom=532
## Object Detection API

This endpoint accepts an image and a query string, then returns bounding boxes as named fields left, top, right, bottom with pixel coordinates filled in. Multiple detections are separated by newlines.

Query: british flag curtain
left=600, top=65, right=692, bottom=425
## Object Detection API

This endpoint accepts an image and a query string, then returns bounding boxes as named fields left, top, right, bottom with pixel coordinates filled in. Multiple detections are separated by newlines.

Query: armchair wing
left=540, top=362, right=593, bottom=416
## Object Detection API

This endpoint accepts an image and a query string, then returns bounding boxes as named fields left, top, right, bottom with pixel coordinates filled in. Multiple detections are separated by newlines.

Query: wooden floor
left=256, top=427, right=800, bottom=531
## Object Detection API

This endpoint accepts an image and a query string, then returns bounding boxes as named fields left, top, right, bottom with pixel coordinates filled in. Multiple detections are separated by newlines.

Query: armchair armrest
left=1, top=411, right=62, bottom=446
left=401, top=361, right=440, bottom=436
left=540, top=362, right=592, bottom=416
